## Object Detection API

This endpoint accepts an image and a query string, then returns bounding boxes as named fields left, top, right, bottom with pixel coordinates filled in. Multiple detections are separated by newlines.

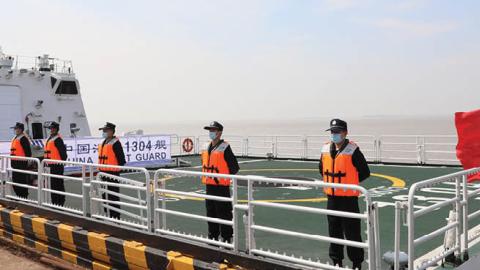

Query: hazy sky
left=1, top=0, right=479, bottom=127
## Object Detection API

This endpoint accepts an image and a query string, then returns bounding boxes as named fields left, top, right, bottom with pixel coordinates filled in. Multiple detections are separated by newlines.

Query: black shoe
left=444, top=254, right=462, bottom=266
left=222, top=237, right=232, bottom=243
left=352, top=262, right=362, bottom=270
left=332, top=260, right=343, bottom=267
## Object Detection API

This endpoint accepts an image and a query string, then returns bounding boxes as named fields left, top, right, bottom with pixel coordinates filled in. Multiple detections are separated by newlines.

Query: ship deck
left=154, top=157, right=479, bottom=269
left=11, top=157, right=480, bottom=269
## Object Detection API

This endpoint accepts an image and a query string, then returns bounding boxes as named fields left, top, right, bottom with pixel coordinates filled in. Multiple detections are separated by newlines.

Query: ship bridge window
left=50, top=77, right=57, bottom=88
left=55, top=80, right=78, bottom=95
left=31, top=123, right=44, bottom=139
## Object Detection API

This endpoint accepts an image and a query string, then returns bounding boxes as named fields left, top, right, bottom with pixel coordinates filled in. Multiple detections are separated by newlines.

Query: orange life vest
left=98, top=137, right=121, bottom=172
left=10, top=134, right=27, bottom=157
left=201, top=141, right=231, bottom=186
left=44, top=135, right=63, bottom=160
left=321, top=141, right=360, bottom=197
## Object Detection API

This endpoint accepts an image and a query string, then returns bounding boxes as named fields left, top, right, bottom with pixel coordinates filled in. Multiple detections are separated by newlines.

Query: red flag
left=455, top=109, right=480, bottom=182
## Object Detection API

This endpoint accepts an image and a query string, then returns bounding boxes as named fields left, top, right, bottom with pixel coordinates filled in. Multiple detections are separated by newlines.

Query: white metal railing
left=91, top=172, right=149, bottom=230
left=0, top=155, right=152, bottom=231
left=171, top=134, right=459, bottom=165
left=12, top=54, right=74, bottom=74
left=197, top=135, right=245, bottom=156
left=393, top=167, right=480, bottom=270
left=2, top=154, right=478, bottom=270
left=153, top=169, right=380, bottom=270
left=0, top=155, right=42, bottom=204
left=461, top=175, right=480, bottom=262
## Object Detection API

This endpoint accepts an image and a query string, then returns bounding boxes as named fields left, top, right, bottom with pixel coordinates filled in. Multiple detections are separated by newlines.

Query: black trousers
left=205, top=185, right=233, bottom=242
left=101, top=172, right=121, bottom=219
left=11, top=160, right=29, bottom=198
left=48, top=165, right=65, bottom=206
left=327, top=196, right=364, bottom=264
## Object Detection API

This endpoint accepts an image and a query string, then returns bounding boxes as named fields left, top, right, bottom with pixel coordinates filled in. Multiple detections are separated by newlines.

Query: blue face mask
left=331, top=133, right=344, bottom=144
left=209, top=131, right=217, bottom=140
left=102, top=132, right=108, bottom=139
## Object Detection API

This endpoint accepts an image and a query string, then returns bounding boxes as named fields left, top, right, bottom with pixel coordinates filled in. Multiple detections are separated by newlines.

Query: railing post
left=455, top=176, right=462, bottom=261
left=416, top=136, right=422, bottom=164
left=421, top=137, right=427, bottom=164
left=247, top=178, right=255, bottom=252
left=81, top=165, right=87, bottom=216
left=272, top=137, right=276, bottom=158
left=0, top=157, right=3, bottom=199
left=145, top=169, right=153, bottom=232
left=302, top=136, right=307, bottom=159
left=2, top=157, right=7, bottom=198
left=394, top=201, right=402, bottom=270
left=161, top=173, right=167, bottom=230
left=153, top=171, right=158, bottom=233
left=37, top=159, right=42, bottom=206
left=373, top=202, right=381, bottom=270
left=89, top=167, right=97, bottom=217
left=462, top=174, right=469, bottom=261
left=195, top=137, right=200, bottom=155
left=407, top=189, right=415, bottom=270
left=377, top=137, right=382, bottom=163
left=232, top=178, right=239, bottom=252
left=366, top=198, right=377, bottom=270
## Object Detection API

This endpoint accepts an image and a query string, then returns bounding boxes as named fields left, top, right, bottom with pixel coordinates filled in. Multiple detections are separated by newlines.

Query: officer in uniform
left=201, top=121, right=239, bottom=242
left=44, top=121, right=68, bottom=206
left=98, top=122, right=126, bottom=219
left=10, top=122, right=32, bottom=199
left=319, top=119, right=370, bottom=270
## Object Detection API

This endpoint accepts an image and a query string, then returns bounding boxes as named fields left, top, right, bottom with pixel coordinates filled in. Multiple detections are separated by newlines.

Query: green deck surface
left=155, top=158, right=480, bottom=269
left=18, top=157, right=480, bottom=269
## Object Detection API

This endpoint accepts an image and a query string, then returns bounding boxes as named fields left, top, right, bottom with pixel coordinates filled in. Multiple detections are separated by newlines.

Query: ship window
left=31, top=123, right=44, bottom=139
left=50, top=77, right=57, bottom=88
left=55, top=81, right=78, bottom=95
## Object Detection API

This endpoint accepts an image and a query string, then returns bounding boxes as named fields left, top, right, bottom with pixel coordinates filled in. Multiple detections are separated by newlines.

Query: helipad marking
left=239, top=169, right=405, bottom=187
left=187, top=159, right=265, bottom=169
left=158, top=168, right=405, bottom=203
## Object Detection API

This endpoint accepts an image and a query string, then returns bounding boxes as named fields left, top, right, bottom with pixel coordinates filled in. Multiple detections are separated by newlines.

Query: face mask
left=331, top=133, right=344, bottom=144
left=209, top=131, right=217, bottom=141
left=102, top=132, right=108, bottom=139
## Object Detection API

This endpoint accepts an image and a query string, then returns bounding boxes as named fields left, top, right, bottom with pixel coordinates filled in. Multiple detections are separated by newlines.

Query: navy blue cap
left=99, top=122, right=116, bottom=131
left=204, top=121, right=223, bottom=131
left=10, top=122, right=24, bottom=130
left=46, top=121, right=60, bottom=129
left=326, top=119, right=348, bottom=132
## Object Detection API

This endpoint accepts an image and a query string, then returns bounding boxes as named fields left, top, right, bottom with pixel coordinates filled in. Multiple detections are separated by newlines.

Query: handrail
left=2, top=154, right=477, bottom=270
left=395, top=167, right=480, bottom=270
left=153, top=168, right=378, bottom=270
left=169, top=134, right=459, bottom=165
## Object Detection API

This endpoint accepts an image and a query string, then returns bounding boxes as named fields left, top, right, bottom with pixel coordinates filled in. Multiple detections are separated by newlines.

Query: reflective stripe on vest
left=44, top=135, right=62, bottom=160
left=98, top=137, right=120, bottom=172
left=11, top=134, right=26, bottom=157
left=201, top=141, right=231, bottom=186
left=321, top=141, right=360, bottom=197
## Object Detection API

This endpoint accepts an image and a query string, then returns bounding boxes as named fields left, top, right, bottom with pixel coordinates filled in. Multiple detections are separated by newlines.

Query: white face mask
left=102, top=132, right=108, bottom=139
left=331, top=133, right=344, bottom=144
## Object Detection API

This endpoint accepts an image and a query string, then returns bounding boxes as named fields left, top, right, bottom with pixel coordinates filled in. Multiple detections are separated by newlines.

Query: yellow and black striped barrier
left=0, top=204, right=235, bottom=270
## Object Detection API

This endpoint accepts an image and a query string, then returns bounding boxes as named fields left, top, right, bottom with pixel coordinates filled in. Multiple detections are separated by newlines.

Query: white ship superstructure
left=0, top=46, right=90, bottom=141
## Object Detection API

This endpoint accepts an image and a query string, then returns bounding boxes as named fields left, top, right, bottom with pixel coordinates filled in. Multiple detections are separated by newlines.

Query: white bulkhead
left=0, top=47, right=90, bottom=141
